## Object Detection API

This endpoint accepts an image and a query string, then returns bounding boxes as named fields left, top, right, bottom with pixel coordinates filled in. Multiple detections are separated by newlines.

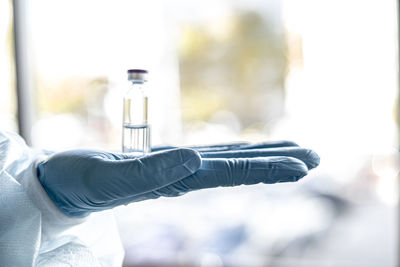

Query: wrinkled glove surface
left=37, top=141, right=320, bottom=217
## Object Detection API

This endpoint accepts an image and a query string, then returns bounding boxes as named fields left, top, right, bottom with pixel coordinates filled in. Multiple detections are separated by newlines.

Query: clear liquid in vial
left=122, top=124, right=151, bottom=154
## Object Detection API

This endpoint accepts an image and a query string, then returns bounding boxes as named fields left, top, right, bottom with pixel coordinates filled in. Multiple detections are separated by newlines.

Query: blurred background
left=1, top=0, right=399, bottom=266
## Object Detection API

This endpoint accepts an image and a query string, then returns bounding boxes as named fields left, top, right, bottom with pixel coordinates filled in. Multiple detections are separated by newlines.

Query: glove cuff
left=19, top=157, right=87, bottom=240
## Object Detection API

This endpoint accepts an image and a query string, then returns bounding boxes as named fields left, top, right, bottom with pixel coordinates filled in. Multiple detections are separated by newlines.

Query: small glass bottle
left=122, top=69, right=151, bottom=154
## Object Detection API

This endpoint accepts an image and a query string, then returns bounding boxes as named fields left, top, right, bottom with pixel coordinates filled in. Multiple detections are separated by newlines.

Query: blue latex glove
left=37, top=141, right=319, bottom=218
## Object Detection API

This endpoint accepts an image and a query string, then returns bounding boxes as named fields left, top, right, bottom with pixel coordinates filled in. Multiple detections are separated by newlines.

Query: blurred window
left=30, top=0, right=181, bottom=150
left=174, top=5, right=287, bottom=144
left=15, top=0, right=400, bottom=266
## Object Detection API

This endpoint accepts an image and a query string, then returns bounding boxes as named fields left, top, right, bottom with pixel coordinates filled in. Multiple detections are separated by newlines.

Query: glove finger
left=91, top=148, right=201, bottom=199
left=151, top=145, right=179, bottom=152
left=201, top=147, right=320, bottom=170
left=189, top=140, right=299, bottom=152
left=234, top=140, right=299, bottom=150
left=151, top=140, right=298, bottom=153
left=113, top=156, right=308, bottom=205
left=150, top=142, right=249, bottom=153
left=180, top=157, right=308, bottom=189
left=187, top=142, right=250, bottom=152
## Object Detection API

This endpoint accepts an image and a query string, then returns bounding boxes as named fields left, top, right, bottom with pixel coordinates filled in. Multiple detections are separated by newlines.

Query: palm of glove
left=37, top=141, right=320, bottom=217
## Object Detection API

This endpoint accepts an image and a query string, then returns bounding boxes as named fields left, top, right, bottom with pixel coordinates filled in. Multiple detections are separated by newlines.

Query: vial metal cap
left=127, top=69, right=148, bottom=81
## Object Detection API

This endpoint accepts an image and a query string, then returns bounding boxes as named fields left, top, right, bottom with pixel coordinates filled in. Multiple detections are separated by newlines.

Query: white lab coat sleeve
left=0, top=131, right=124, bottom=266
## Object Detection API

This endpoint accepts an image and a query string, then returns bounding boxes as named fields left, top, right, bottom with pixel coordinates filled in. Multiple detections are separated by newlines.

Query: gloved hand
left=36, top=141, right=319, bottom=218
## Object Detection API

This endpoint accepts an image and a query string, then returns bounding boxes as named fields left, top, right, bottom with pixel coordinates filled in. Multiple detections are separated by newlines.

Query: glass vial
left=122, top=69, right=151, bottom=154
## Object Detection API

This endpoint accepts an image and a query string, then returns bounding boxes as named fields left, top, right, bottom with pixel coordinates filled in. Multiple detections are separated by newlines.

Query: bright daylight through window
left=2, top=0, right=398, bottom=266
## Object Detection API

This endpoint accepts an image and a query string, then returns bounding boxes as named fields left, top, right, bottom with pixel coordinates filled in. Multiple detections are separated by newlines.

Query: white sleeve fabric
left=0, top=131, right=124, bottom=266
